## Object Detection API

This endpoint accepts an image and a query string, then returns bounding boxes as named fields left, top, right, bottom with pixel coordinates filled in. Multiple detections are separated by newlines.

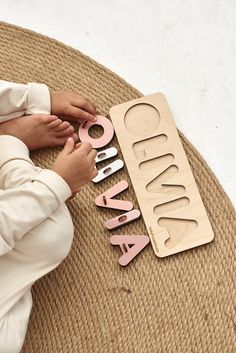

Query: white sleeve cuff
left=32, top=169, right=72, bottom=204
left=26, top=83, right=51, bottom=115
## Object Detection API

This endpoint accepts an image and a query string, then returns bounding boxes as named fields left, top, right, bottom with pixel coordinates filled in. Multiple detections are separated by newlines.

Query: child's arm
left=0, top=80, right=50, bottom=122
left=0, top=137, right=97, bottom=256
left=50, top=90, right=97, bottom=122
left=0, top=170, right=71, bottom=256
left=0, top=80, right=97, bottom=123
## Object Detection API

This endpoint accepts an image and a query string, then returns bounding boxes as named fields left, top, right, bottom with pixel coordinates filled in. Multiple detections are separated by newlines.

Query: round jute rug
left=0, top=22, right=235, bottom=353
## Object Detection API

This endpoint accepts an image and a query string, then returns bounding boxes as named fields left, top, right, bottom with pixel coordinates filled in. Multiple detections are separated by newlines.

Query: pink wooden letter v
left=95, top=180, right=133, bottom=211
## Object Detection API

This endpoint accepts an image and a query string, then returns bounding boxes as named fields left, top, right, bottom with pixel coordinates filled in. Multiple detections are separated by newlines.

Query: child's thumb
left=63, top=137, right=75, bottom=154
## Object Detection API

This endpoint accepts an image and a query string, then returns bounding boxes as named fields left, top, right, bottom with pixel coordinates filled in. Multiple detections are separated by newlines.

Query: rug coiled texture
left=0, top=22, right=235, bottom=353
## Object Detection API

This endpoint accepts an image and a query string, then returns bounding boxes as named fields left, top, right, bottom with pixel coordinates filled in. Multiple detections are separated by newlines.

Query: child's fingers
left=76, top=142, right=93, bottom=155
left=75, top=142, right=82, bottom=149
left=71, top=97, right=96, bottom=115
left=92, top=167, right=98, bottom=178
left=66, top=106, right=96, bottom=122
left=85, top=97, right=97, bottom=113
left=71, top=94, right=97, bottom=113
left=88, top=149, right=97, bottom=161
left=62, top=137, right=75, bottom=155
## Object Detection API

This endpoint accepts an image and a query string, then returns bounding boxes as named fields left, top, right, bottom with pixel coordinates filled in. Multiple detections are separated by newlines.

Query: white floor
left=1, top=0, right=236, bottom=207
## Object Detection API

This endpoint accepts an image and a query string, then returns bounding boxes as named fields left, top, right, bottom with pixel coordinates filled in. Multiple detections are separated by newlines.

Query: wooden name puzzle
left=78, top=93, right=214, bottom=265
left=109, top=93, right=214, bottom=257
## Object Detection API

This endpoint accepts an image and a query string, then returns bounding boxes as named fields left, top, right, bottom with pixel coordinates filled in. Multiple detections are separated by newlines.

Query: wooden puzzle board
left=110, top=93, right=214, bottom=257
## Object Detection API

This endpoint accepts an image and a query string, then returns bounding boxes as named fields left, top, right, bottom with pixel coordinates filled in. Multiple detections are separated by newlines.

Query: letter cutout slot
left=146, top=165, right=186, bottom=195
left=158, top=217, right=198, bottom=249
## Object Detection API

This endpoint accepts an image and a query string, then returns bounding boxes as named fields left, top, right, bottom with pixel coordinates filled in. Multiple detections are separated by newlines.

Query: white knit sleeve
left=0, top=80, right=51, bottom=122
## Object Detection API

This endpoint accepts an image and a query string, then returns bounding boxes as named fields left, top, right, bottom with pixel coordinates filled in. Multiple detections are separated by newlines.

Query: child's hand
left=52, top=137, right=98, bottom=194
left=50, top=91, right=97, bottom=123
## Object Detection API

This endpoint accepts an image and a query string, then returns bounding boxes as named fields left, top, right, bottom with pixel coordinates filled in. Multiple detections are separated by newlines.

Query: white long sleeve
left=0, top=136, right=72, bottom=256
left=0, top=170, right=72, bottom=256
left=0, top=80, right=51, bottom=122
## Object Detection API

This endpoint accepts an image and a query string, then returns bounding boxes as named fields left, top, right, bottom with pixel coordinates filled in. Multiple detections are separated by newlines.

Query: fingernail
left=93, top=116, right=97, bottom=121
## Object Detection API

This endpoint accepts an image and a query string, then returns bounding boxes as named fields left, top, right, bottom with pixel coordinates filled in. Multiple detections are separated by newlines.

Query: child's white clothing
left=0, top=81, right=74, bottom=353
left=0, top=80, right=50, bottom=122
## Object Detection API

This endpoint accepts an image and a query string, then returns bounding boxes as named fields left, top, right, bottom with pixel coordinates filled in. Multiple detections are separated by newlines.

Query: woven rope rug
left=0, top=22, right=235, bottom=353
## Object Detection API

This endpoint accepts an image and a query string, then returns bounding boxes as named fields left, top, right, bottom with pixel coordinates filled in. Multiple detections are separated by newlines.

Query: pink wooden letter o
left=78, top=115, right=114, bottom=148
